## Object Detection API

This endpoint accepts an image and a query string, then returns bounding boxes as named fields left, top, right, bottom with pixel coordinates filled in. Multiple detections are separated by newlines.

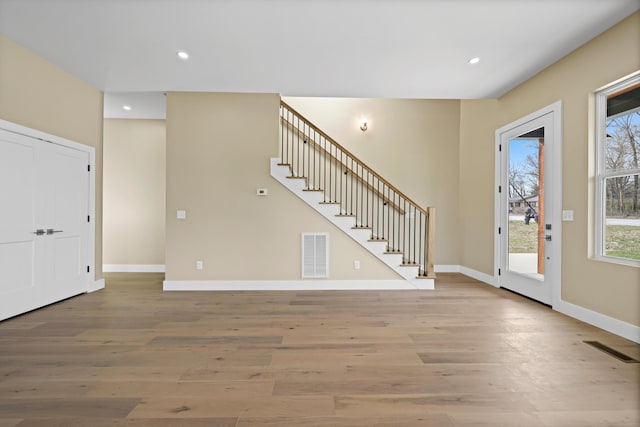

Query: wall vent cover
left=302, top=233, right=329, bottom=278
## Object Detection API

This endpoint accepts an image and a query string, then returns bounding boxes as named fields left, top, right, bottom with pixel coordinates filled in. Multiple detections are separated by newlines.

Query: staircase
left=271, top=101, right=435, bottom=289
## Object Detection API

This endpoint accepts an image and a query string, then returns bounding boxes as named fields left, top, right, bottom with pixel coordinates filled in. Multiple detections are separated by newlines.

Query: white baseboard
left=87, top=278, right=105, bottom=293
left=555, top=300, right=640, bottom=344
left=450, top=264, right=638, bottom=343
left=459, top=266, right=499, bottom=287
left=103, top=264, right=166, bottom=273
left=163, top=279, right=434, bottom=291
left=162, top=264, right=637, bottom=343
left=435, top=264, right=461, bottom=273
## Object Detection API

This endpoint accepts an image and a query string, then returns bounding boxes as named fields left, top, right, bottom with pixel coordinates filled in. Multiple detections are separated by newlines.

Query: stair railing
left=279, top=100, right=435, bottom=278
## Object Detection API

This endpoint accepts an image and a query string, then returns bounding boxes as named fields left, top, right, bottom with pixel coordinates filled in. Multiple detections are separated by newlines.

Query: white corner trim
left=163, top=279, right=433, bottom=291
left=555, top=300, right=640, bottom=344
left=435, top=265, right=461, bottom=273
left=103, top=264, right=166, bottom=273
left=460, top=266, right=499, bottom=287
left=87, top=278, right=105, bottom=293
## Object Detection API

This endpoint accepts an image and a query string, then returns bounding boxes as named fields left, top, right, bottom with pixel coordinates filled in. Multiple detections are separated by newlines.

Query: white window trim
left=594, top=71, right=640, bottom=267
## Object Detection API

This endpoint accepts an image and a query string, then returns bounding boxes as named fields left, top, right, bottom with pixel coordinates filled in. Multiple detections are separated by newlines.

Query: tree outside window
left=596, top=73, right=640, bottom=263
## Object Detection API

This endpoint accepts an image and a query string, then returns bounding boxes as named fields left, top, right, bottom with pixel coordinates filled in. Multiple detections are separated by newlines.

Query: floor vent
left=583, top=341, right=639, bottom=363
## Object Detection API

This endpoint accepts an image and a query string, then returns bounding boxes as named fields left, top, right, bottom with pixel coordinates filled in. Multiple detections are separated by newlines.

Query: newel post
left=426, top=207, right=436, bottom=278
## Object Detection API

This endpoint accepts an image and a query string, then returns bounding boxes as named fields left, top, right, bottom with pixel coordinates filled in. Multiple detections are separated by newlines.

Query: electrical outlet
left=196, top=260, right=203, bottom=270
left=354, top=260, right=360, bottom=270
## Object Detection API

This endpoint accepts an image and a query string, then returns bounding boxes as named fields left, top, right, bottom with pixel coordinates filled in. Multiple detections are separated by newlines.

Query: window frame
left=594, top=72, right=640, bottom=267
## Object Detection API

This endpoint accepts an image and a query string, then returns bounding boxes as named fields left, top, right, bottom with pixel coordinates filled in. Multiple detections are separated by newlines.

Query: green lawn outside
left=508, top=220, right=640, bottom=261
left=508, top=220, right=538, bottom=253
left=606, top=224, right=640, bottom=261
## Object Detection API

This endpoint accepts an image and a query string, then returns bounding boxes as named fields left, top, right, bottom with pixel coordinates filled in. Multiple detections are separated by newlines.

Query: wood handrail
left=280, top=117, right=406, bottom=214
left=280, top=100, right=436, bottom=279
left=280, top=100, right=430, bottom=218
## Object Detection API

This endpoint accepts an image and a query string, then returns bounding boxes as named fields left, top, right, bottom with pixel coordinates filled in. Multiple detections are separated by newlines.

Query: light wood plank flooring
left=0, top=273, right=638, bottom=426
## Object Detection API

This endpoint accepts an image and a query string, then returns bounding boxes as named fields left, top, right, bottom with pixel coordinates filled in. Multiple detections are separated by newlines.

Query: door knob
left=545, top=235, right=552, bottom=241
left=32, top=229, right=45, bottom=236
left=46, top=229, right=63, bottom=235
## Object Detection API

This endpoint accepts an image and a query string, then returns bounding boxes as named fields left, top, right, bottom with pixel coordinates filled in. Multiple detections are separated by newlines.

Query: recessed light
left=177, top=51, right=189, bottom=60
left=123, top=105, right=132, bottom=111
left=469, top=57, right=480, bottom=64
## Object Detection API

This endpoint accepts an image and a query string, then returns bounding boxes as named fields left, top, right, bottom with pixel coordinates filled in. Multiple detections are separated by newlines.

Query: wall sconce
left=359, top=120, right=368, bottom=132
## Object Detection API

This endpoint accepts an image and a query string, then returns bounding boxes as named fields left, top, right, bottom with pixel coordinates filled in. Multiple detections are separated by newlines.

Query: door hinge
left=87, top=265, right=90, bottom=273
left=87, top=164, right=91, bottom=172
left=498, top=227, right=501, bottom=234
left=499, top=144, right=502, bottom=152
left=87, top=215, right=90, bottom=223
left=498, top=185, right=502, bottom=193
left=498, top=268, right=501, bottom=276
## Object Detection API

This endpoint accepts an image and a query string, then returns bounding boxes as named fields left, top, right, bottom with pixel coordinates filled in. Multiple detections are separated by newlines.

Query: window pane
left=605, top=110, right=640, bottom=173
left=604, top=174, right=640, bottom=261
left=508, top=132, right=544, bottom=276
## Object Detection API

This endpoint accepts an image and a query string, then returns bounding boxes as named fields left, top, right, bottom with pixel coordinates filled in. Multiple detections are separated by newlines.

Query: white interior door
left=44, top=142, right=89, bottom=301
left=0, top=130, right=89, bottom=320
left=496, top=103, right=562, bottom=306
left=0, top=132, right=45, bottom=319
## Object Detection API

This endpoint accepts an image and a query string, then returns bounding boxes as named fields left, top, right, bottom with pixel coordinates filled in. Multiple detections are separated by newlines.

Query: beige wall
left=103, top=119, right=166, bottom=266
left=165, top=92, right=399, bottom=280
left=459, top=13, right=640, bottom=325
left=282, top=97, right=462, bottom=266
left=0, top=35, right=104, bottom=279
left=458, top=99, right=499, bottom=274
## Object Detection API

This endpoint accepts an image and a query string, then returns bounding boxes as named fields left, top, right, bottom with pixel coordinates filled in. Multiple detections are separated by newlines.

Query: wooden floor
left=0, top=273, right=638, bottom=426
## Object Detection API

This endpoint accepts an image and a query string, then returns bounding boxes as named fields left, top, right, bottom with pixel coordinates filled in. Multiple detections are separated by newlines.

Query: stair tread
left=303, top=188, right=324, bottom=192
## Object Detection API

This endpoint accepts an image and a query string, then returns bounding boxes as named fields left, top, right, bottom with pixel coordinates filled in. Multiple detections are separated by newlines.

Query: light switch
left=562, top=210, right=574, bottom=221
left=177, top=210, right=186, bottom=220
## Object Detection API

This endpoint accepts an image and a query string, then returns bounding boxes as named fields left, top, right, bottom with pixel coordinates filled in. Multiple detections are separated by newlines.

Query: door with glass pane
left=496, top=106, right=561, bottom=306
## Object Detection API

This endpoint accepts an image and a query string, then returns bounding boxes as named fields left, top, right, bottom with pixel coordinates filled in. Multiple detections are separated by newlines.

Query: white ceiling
left=1, top=0, right=638, bottom=119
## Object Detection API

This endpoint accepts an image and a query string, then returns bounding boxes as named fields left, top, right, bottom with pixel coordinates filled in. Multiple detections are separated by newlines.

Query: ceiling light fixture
left=468, top=57, right=480, bottom=65
left=177, top=51, right=189, bottom=60
left=123, top=105, right=132, bottom=111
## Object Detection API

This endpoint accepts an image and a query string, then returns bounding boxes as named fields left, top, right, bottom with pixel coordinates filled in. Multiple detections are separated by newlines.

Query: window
left=595, top=72, right=640, bottom=265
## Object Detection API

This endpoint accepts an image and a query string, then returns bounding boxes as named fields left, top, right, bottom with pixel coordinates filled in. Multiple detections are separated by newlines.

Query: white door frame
left=494, top=101, right=563, bottom=307
left=0, top=119, right=97, bottom=291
